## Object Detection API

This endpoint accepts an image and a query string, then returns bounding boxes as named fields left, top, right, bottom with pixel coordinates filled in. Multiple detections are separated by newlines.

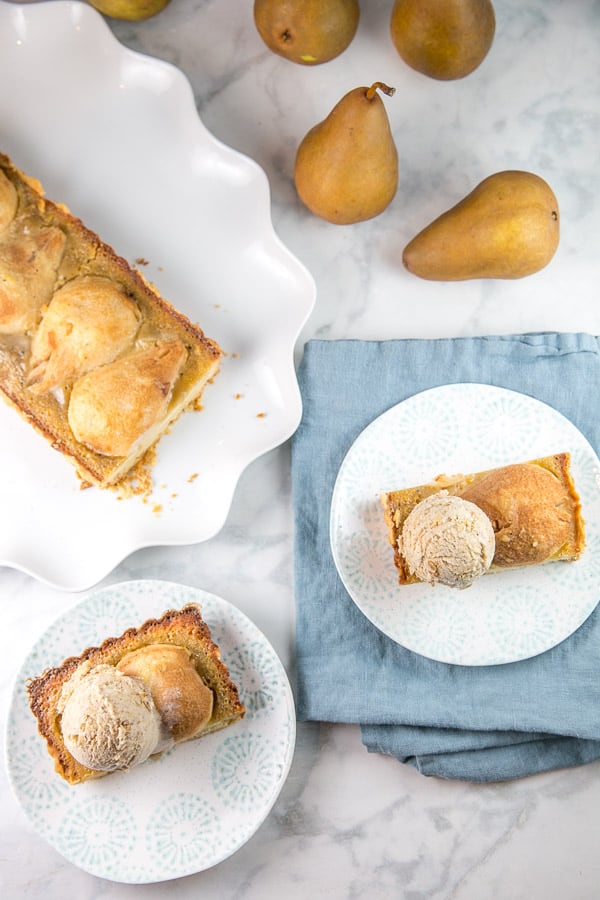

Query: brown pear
left=294, top=83, right=398, bottom=225
left=402, top=171, right=560, bottom=281
left=87, top=0, right=171, bottom=21
left=390, top=0, right=495, bottom=80
left=254, top=0, right=359, bottom=66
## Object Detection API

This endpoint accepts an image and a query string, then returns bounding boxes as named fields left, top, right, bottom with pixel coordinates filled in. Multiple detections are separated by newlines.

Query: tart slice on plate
left=27, top=604, right=245, bottom=784
left=381, top=452, right=585, bottom=587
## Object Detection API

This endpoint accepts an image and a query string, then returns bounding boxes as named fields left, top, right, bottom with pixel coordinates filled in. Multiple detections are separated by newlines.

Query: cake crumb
left=188, top=473, right=199, bottom=483
left=112, top=446, right=157, bottom=500
left=256, top=412, right=267, bottom=418
left=135, top=257, right=149, bottom=266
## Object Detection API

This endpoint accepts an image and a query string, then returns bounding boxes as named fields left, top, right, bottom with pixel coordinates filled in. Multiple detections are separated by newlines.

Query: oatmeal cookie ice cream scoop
left=58, top=663, right=170, bottom=772
left=399, top=491, right=496, bottom=589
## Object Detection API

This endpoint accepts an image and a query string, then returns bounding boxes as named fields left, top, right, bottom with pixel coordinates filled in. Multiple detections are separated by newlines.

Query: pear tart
left=27, top=604, right=246, bottom=785
left=381, top=452, right=585, bottom=585
left=0, top=152, right=221, bottom=487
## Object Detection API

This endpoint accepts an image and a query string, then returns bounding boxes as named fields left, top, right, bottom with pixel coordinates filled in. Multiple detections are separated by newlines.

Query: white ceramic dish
left=5, top=579, right=296, bottom=883
left=330, top=384, right=600, bottom=666
left=0, top=0, right=315, bottom=591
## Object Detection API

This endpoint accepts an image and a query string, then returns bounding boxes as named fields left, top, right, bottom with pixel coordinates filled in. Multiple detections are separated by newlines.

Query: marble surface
left=2, top=0, right=600, bottom=896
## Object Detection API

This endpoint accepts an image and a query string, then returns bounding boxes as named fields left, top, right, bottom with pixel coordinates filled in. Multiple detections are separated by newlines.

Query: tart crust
left=27, top=604, right=245, bottom=785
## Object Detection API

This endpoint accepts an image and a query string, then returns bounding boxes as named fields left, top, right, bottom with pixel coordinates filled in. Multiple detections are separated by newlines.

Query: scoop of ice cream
left=59, top=663, right=168, bottom=772
left=399, top=491, right=496, bottom=589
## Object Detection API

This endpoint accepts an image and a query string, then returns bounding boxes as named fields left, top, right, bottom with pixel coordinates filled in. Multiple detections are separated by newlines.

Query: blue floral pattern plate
left=5, top=581, right=296, bottom=883
left=330, top=384, right=600, bottom=666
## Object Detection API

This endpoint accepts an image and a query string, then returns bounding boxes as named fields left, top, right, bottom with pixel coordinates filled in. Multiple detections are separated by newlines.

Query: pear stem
left=365, top=82, right=395, bottom=101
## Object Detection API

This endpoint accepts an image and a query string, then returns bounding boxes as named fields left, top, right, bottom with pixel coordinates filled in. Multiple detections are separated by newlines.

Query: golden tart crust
left=0, top=152, right=221, bottom=487
left=381, top=452, right=585, bottom=585
left=27, top=604, right=246, bottom=785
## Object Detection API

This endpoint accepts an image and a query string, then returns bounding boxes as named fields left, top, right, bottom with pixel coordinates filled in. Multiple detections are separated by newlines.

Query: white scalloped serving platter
left=0, top=0, right=315, bottom=591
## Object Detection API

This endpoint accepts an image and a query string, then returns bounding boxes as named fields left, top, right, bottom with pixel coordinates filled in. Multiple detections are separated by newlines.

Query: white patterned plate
left=330, top=384, right=600, bottom=666
left=0, top=1, right=315, bottom=591
left=5, top=580, right=296, bottom=883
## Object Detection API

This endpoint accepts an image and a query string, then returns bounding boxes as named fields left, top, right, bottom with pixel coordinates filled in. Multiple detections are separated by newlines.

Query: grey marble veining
left=2, top=0, right=600, bottom=897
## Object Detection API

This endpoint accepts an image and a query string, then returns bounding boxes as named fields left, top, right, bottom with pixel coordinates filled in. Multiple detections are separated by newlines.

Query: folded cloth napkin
left=291, top=333, right=600, bottom=782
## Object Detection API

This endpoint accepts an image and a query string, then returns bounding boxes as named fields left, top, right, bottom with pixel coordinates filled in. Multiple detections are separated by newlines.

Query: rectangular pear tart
left=27, top=604, right=246, bottom=785
left=381, top=452, right=585, bottom=586
left=0, top=152, right=221, bottom=487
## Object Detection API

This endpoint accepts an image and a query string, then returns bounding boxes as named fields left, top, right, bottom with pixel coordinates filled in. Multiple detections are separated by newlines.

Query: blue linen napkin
left=291, top=333, right=600, bottom=781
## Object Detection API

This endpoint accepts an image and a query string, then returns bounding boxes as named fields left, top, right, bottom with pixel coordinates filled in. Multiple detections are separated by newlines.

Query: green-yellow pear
left=390, top=0, right=495, bottom=80
left=402, top=171, right=560, bottom=280
left=87, top=0, right=171, bottom=21
left=294, top=83, right=398, bottom=225
left=254, top=0, right=360, bottom=65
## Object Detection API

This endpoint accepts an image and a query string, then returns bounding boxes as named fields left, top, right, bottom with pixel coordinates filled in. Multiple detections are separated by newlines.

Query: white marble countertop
left=2, top=0, right=600, bottom=896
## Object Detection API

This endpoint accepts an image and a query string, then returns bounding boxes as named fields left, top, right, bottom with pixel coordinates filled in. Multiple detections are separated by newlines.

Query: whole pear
left=390, top=0, right=495, bottom=80
left=253, top=0, right=359, bottom=66
left=87, top=0, right=171, bottom=20
left=402, top=171, right=560, bottom=280
left=294, top=83, right=398, bottom=225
